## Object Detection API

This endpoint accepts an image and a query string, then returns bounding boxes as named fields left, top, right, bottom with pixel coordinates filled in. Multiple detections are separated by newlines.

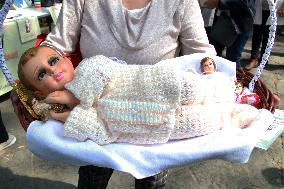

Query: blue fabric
left=226, top=31, right=251, bottom=67
left=210, top=31, right=251, bottom=68
left=210, top=0, right=256, bottom=68
left=218, top=0, right=256, bottom=33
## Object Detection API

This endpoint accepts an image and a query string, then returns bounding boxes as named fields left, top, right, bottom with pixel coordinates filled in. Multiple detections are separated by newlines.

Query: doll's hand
left=203, top=0, right=219, bottom=9
left=49, top=110, right=70, bottom=123
left=44, top=90, right=79, bottom=107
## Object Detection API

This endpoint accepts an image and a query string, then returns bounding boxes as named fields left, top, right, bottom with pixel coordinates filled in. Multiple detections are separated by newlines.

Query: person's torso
left=79, top=0, right=182, bottom=65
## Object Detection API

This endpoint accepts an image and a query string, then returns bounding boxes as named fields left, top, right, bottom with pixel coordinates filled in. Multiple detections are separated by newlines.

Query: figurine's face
left=202, top=59, right=215, bottom=74
left=22, top=47, right=74, bottom=96
left=235, top=82, right=243, bottom=94
left=31, top=98, right=38, bottom=105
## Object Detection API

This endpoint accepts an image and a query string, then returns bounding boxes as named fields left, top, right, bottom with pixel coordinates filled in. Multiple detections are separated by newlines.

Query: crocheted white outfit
left=64, top=55, right=259, bottom=145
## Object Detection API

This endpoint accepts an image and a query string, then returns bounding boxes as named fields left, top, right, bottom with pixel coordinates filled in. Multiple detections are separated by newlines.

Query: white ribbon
left=249, top=0, right=277, bottom=92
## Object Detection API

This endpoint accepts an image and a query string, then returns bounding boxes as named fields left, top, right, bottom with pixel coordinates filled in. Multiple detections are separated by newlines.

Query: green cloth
left=0, top=17, right=40, bottom=96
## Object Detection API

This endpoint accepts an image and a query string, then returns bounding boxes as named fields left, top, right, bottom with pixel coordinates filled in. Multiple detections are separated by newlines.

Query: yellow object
left=11, top=82, right=39, bottom=119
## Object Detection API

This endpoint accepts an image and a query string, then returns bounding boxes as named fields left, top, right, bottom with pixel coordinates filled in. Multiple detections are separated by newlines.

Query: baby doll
left=200, top=56, right=216, bottom=74
left=234, top=81, right=260, bottom=107
left=198, top=57, right=236, bottom=103
left=18, top=45, right=262, bottom=145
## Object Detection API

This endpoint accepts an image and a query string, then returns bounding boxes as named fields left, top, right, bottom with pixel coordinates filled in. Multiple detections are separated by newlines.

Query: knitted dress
left=64, top=55, right=259, bottom=145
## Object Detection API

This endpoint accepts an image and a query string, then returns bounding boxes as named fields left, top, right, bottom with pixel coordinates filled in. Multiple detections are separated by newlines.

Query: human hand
left=44, top=90, right=79, bottom=107
left=203, top=0, right=219, bottom=9
left=49, top=110, right=70, bottom=123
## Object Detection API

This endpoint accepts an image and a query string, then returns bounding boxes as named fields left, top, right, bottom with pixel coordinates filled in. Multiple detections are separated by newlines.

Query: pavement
left=0, top=35, right=283, bottom=189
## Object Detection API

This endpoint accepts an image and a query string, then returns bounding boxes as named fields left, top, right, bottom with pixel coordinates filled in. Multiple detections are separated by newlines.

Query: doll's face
left=21, top=47, right=75, bottom=96
left=31, top=98, right=38, bottom=105
left=201, top=59, right=215, bottom=74
left=235, top=82, right=243, bottom=94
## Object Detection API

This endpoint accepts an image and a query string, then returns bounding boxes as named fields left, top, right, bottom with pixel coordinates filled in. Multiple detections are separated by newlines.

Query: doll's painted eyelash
left=48, top=56, right=60, bottom=66
left=35, top=56, right=60, bottom=81
left=203, top=62, right=213, bottom=67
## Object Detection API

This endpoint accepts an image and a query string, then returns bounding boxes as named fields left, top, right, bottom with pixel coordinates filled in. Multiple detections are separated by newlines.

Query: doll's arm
left=37, top=90, right=77, bottom=122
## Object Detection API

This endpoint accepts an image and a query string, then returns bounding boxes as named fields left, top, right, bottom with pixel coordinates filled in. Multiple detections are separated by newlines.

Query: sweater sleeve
left=65, top=56, right=113, bottom=107
left=64, top=105, right=115, bottom=145
left=44, top=0, right=84, bottom=53
left=179, top=0, right=216, bottom=55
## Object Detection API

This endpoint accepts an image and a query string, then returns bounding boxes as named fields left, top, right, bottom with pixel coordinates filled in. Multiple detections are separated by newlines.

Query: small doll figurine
left=28, top=94, right=69, bottom=121
left=234, top=81, right=260, bottom=107
left=200, top=57, right=217, bottom=74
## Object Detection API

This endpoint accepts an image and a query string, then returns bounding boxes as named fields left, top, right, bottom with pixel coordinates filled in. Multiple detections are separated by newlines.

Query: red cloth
left=235, top=87, right=260, bottom=108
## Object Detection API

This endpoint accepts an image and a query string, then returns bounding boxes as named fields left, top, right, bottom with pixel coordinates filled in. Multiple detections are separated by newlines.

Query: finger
left=47, top=91, right=63, bottom=98
left=49, top=111, right=70, bottom=123
left=45, top=90, right=79, bottom=105
left=44, top=95, right=64, bottom=104
left=44, top=91, right=64, bottom=103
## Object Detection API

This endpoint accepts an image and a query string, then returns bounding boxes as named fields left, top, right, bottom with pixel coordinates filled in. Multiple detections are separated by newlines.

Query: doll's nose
left=49, top=66, right=58, bottom=75
left=45, top=68, right=57, bottom=78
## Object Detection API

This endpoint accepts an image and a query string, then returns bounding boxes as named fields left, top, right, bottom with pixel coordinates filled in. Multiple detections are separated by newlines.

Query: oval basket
left=0, top=0, right=280, bottom=130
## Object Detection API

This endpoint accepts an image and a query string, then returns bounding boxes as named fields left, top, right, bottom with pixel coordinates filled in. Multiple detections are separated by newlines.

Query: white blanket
left=27, top=109, right=273, bottom=179
left=26, top=53, right=273, bottom=179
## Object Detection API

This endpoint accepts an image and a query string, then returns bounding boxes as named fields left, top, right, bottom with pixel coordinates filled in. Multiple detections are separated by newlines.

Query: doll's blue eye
left=37, top=69, right=47, bottom=81
left=48, top=56, right=60, bottom=66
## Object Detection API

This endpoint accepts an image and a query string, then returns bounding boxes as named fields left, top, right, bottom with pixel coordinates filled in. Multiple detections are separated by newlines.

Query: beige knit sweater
left=64, top=56, right=259, bottom=145
left=64, top=55, right=181, bottom=144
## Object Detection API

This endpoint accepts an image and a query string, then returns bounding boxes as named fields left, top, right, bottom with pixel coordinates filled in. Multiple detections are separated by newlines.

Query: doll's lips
left=54, top=72, right=63, bottom=81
